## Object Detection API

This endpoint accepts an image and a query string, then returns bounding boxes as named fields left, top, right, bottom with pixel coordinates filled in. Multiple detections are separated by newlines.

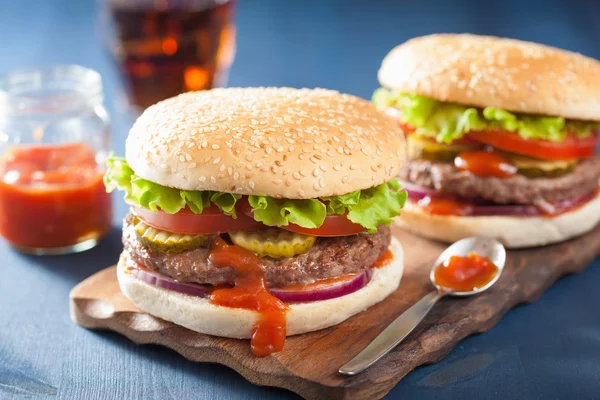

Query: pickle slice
left=133, top=217, right=209, bottom=253
left=229, top=228, right=317, bottom=258
left=503, top=153, right=578, bottom=178
left=407, top=135, right=482, bottom=162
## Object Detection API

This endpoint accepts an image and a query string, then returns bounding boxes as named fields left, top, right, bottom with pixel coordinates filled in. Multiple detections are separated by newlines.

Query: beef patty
left=400, top=156, right=600, bottom=205
left=122, top=214, right=391, bottom=288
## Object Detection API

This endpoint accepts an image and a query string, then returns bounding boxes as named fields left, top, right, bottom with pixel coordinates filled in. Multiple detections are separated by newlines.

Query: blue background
left=1, top=0, right=599, bottom=399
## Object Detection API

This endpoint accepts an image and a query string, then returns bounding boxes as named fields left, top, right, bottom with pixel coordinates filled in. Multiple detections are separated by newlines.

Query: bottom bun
left=396, top=193, right=600, bottom=248
left=117, top=237, right=404, bottom=338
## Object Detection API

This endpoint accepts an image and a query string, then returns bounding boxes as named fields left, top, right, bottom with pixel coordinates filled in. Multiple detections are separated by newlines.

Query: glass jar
left=0, top=65, right=113, bottom=255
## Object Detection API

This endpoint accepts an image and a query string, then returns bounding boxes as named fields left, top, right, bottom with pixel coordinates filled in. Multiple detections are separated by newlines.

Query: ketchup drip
left=208, top=236, right=288, bottom=357
left=455, top=149, right=517, bottom=178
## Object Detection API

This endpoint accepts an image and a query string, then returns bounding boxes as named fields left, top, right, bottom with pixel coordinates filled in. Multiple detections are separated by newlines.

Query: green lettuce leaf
left=325, top=190, right=361, bottom=215
left=104, top=154, right=406, bottom=231
left=323, top=180, right=407, bottom=233
left=248, top=196, right=327, bottom=228
left=103, top=155, right=134, bottom=201
left=373, top=89, right=600, bottom=143
left=104, top=154, right=240, bottom=217
left=210, top=192, right=242, bottom=218
left=131, top=176, right=187, bottom=214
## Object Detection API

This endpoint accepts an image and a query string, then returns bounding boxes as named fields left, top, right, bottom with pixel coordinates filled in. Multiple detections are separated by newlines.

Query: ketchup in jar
left=0, top=144, right=112, bottom=253
left=0, top=66, right=112, bottom=254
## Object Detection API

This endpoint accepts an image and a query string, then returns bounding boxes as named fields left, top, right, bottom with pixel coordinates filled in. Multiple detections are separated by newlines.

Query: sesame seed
left=212, top=144, right=220, bottom=150
left=249, top=181, right=255, bottom=189
left=313, top=169, right=320, bottom=177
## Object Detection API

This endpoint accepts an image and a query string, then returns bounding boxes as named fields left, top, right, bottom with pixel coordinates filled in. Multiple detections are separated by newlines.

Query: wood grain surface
left=70, top=224, right=600, bottom=400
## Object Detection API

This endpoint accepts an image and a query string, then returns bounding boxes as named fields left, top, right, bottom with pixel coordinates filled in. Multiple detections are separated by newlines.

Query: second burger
left=374, top=34, right=600, bottom=248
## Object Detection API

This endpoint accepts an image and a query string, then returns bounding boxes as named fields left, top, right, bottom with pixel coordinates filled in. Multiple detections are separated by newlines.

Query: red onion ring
left=269, top=270, right=372, bottom=303
left=398, top=180, right=441, bottom=201
left=129, top=267, right=212, bottom=297
left=128, top=266, right=372, bottom=303
left=399, top=180, right=597, bottom=216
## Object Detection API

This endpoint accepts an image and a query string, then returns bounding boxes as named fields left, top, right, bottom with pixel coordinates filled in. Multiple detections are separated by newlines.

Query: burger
left=104, top=87, right=407, bottom=356
left=374, top=34, right=600, bottom=248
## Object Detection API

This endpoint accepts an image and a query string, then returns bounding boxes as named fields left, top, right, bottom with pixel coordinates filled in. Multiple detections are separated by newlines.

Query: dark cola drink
left=104, top=0, right=236, bottom=111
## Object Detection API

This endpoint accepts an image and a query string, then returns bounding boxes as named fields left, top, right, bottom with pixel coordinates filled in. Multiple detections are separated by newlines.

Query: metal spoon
left=339, top=236, right=506, bottom=376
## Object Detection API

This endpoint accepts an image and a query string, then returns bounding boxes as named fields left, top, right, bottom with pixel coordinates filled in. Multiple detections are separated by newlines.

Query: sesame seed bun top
left=125, top=87, right=406, bottom=199
left=378, top=33, right=600, bottom=121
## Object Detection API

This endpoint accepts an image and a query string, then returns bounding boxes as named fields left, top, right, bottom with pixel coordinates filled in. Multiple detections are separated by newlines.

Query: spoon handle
left=339, top=290, right=444, bottom=375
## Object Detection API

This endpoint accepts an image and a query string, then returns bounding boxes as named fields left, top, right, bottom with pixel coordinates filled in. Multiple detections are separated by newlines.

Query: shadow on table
left=88, top=329, right=302, bottom=399
left=15, top=227, right=123, bottom=284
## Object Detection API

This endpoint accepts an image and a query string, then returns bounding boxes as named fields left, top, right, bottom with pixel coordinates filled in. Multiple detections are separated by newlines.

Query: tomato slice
left=237, top=201, right=366, bottom=236
left=280, top=215, right=366, bottom=236
left=468, top=130, right=598, bottom=160
left=132, top=205, right=263, bottom=235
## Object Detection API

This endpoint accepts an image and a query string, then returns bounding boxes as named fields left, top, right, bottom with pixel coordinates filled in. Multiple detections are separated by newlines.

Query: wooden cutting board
left=70, top=224, right=600, bottom=400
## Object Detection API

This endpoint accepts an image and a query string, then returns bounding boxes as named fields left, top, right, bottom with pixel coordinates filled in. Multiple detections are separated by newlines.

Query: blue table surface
left=1, top=0, right=600, bottom=399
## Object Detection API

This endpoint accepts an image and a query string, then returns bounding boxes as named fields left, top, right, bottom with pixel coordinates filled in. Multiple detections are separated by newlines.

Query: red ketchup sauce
left=208, top=236, right=288, bottom=357
left=417, top=196, right=474, bottom=216
left=455, top=150, right=517, bottom=178
left=0, top=143, right=112, bottom=250
left=433, top=252, right=499, bottom=292
left=373, top=249, right=394, bottom=268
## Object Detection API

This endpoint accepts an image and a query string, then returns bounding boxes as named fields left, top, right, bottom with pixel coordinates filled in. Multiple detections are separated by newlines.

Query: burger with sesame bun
left=374, top=34, right=600, bottom=248
left=104, top=87, right=407, bottom=356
